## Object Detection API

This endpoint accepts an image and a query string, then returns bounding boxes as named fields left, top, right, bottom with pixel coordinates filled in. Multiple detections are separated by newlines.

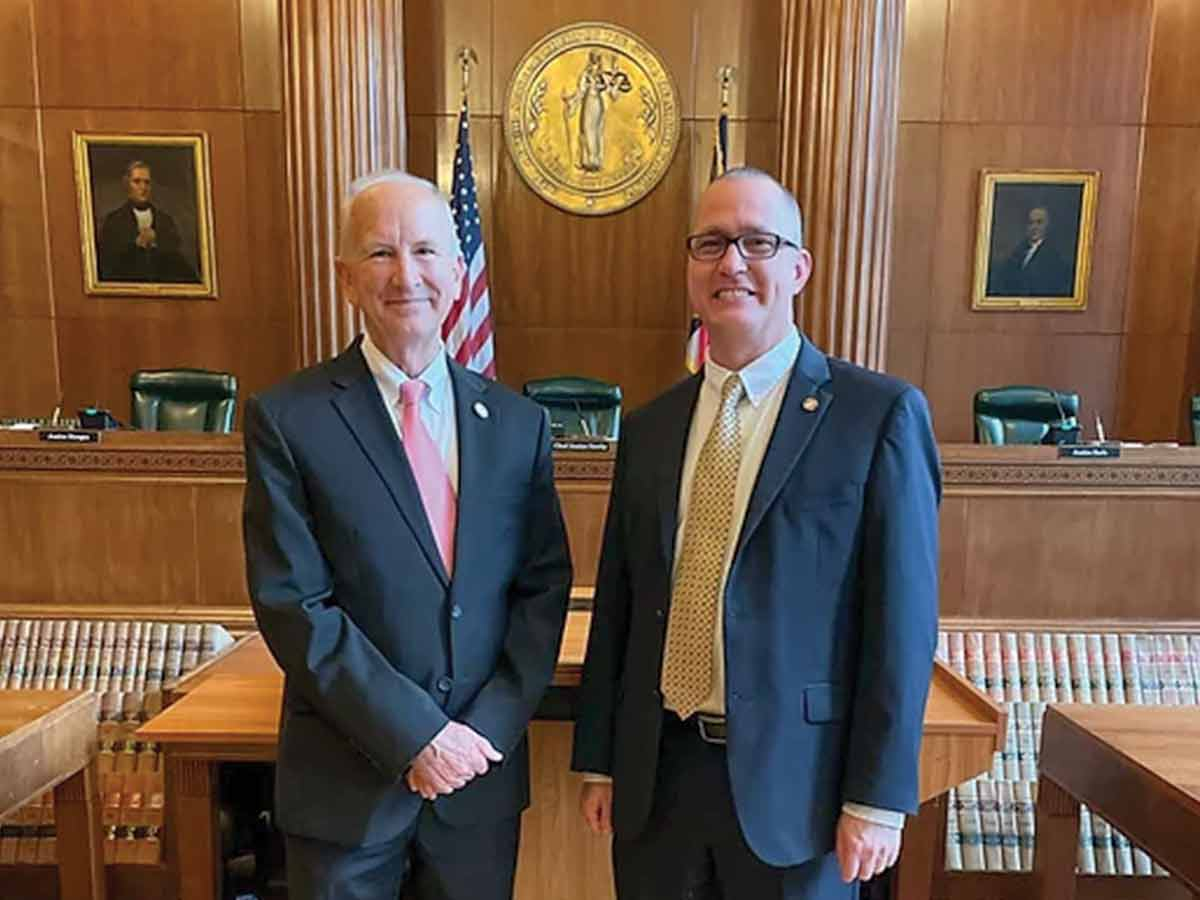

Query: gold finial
left=458, top=47, right=479, bottom=98
left=717, top=65, right=736, bottom=111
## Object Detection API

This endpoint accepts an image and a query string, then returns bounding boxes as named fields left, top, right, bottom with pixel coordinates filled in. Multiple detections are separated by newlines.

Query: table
left=1, top=691, right=105, bottom=900
left=140, top=617, right=1004, bottom=900
left=1034, top=705, right=1200, bottom=899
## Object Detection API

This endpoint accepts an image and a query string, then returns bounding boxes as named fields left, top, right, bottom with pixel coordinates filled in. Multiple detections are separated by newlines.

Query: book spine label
left=1102, top=634, right=1125, bottom=704
left=958, top=779, right=985, bottom=872
left=997, top=780, right=1021, bottom=871
left=944, top=788, right=963, bottom=871
left=1077, top=805, right=1096, bottom=874
left=1014, top=780, right=1036, bottom=872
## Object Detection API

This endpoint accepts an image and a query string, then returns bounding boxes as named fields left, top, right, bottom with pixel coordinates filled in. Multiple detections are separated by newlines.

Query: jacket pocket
left=804, top=682, right=847, bottom=724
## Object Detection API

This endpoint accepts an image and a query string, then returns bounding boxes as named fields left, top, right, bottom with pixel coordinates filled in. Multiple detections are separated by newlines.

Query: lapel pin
left=802, top=396, right=819, bottom=413
left=473, top=401, right=490, bottom=420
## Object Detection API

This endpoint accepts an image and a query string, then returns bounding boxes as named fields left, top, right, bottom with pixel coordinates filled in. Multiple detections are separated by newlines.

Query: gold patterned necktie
left=661, top=373, right=745, bottom=719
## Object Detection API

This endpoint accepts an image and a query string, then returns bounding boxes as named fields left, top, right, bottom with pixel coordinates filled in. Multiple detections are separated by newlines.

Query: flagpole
left=457, top=46, right=478, bottom=102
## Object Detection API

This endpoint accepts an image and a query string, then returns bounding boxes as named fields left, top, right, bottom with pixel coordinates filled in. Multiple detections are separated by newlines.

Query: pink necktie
left=399, top=380, right=456, bottom=574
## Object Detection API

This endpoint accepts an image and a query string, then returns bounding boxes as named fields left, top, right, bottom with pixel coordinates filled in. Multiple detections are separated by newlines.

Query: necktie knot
left=400, top=379, right=428, bottom=408
left=720, top=374, right=744, bottom=409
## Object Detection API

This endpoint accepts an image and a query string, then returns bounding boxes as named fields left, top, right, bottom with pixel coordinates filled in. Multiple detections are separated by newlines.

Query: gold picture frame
left=971, top=169, right=1098, bottom=311
left=73, top=131, right=217, bottom=298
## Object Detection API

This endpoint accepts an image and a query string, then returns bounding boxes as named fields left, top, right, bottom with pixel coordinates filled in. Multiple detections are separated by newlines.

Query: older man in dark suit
left=242, top=171, right=572, bottom=900
left=572, top=168, right=940, bottom=899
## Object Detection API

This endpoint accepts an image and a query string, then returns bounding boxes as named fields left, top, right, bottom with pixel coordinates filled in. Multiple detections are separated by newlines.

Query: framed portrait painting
left=971, top=169, right=1098, bottom=311
left=73, top=132, right=217, bottom=297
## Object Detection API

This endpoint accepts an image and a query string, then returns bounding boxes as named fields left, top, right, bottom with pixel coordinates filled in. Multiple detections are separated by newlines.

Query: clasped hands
left=405, top=721, right=502, bottom=800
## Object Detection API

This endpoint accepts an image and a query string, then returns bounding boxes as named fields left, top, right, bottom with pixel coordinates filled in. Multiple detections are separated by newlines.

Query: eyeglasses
left=685, top=231, right=800, bottom=261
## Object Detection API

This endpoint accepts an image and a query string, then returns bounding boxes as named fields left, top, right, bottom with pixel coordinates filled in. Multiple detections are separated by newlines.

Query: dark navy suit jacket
left=572, top=336, right=940, bottom=867
left=243, top=340, right=572, bottom=846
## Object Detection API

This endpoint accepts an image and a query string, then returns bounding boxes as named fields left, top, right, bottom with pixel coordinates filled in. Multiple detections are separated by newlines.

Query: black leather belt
left=695, top=713, right=727, bottom=744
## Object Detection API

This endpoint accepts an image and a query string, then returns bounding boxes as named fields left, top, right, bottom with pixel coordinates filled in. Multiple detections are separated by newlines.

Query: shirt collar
left=359, top=332, right=451, bottom=414
left=703, top=328, right=802, bottom=408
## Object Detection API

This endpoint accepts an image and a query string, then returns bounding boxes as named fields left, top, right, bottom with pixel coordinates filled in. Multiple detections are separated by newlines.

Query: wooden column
left=778, top=0, right=904, bottom=371
left=282, top=0, right=407, bottom=365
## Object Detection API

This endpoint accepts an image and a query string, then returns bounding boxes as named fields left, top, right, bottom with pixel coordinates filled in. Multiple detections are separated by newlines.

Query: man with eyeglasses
left=572, top=167, right=940, bottom=899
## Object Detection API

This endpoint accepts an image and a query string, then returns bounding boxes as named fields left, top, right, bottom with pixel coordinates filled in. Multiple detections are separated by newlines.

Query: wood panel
left=1116, top=333, right=1192, bottom=442
left=693, top=0, right=782, bottom=120
left=241, top=0, right=283, bottom=112
left=924, top=332, right=1120, bottom=441
left=54, top=315, right=294, bottom=425
left=557, top=482, right=609, bottom=586
left=194, top=482, right=251, bottom=608
left=0, top=108, right=53, bottom=319
left=884, top=328, right=928, bottom=386
left=0, top=318, right=60, bottom=416
left=1146, top=0, right=1200, bottom=125
left=490, top=0, right=697, bottom=119
left=1123, top=126, right=1200, bottom=336
left=687, top=119, right=780, bottom=212
left=243, top=112, right=294, bottom=338
left=890, top=123, right=941, bottom=336
left=942, top=0, right=1151, bottom=125
left=0, top=0, right=35, bottom=106
left=403, top=0, right=494, bottom=116
left=932, top=124, right=1140, bottom=336
left=898, top=0, right=947, bottom=123
left=34, top=0, right=244, bottom=110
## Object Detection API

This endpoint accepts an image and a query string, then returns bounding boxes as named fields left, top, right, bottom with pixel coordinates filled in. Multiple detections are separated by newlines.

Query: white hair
left=710, top=166, right=805, bottom=247
left=337, top=169, right=460, bottom=258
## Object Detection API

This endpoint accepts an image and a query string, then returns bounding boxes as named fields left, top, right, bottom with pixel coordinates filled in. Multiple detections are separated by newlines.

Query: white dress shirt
left=360, top=332, right=459, bottom=492
left=588, top=329, right=903, bottom=829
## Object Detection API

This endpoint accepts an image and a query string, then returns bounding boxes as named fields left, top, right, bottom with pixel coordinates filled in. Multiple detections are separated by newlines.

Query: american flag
left=444, top=98, right=496, bottom=378
left=685, top=109, right=729, bottom=374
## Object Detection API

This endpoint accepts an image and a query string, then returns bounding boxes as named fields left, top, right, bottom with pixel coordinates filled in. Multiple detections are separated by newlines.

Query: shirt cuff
left=582, top=772, right=613, bottom=784
left=842, top=802, right=904, bottom=829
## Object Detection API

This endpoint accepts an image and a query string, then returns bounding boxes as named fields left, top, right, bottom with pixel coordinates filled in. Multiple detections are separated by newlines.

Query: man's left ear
left=794, top=248, right=814, bottom=295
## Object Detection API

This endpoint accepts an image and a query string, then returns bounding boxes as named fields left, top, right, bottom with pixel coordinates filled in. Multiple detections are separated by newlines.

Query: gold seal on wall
left=504, top=22, right=681, bottom=216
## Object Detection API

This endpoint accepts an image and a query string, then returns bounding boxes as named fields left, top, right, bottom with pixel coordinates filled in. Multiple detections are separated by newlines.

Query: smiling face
left=335, top=180, right=464, bottom=370
left=687, top=174, right=812, bottom=369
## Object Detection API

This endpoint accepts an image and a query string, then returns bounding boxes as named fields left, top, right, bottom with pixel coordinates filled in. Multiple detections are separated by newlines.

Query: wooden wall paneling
left=557, top=482, right=609, bottom=586
left=0, top=108, right=54, bottom=318
left=0, top=476, right=198, bottom=607
left=890, top=124, right=941, bottom=336
left=942, top=0, right=1152, bottom=125
left=34, top=0, right=244, bottom=110
left=1145, top=0, right=1200, bottom=125
left=495, top=326, right=687, bottom=411
left=923, top=332, right=1120, bottom=442
left=0, top=318, right=61, bottom=417
left=193, top=481, right=252, bottom=608
left=898, top=0, right=947, bottom=123
left=54, top=315, right=294, bottom=424
left=490, top=0, right=697, bottom=119
left=931, top=124, right=1139, bottom=336
left=241, top=0, right=283, bottom=112
left=243, top=112, right=296, bottom=342
left=693, top=0, right=783, bottom=120
left=1115, top=333, right=1191, bottom=442
left=937, top=495, right=968, bottom=615
left=403, top=0, right=494, bottom=116
left=1122, top=126, right=1200, bottom=336
left=491, top=120, right=691, bottom=332
left=0, top=0, right=36, bottom=106
left=688, top=119, right=781, bottom=211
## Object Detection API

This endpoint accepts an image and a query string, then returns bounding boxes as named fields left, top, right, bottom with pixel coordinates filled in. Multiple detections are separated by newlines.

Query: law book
left=145, top=622, right=168, bottom=715
left=1170, top=634, right=1196, bottom=705
left=1154, top=634, right=1180, bottom=705
left=1191, top=637, right=1200, bottom=702
left=163, top=623, right=185, bottom=682
left=0, top=619, right=14, bottom=688
left=180, top=623, right=202, bottom=674
left=43, top=620, right=67, bottom=689
left=936, top=630, right=949, bottom=662
left=1085, top=634, right=1108, bottom=703
left=27, top=619, right=50, bottom=689
left=84, top=621, right=104, bottom=692
left=1102, top=634, right=1126, bottom=704
left=0, top=813, right=20, bottom=864
left=56, top=620, right=79, bottom=691
left=1018, top=632, right=1039, bottom=702
left=1077, top=805, right=1097, bottom=874
left=9, top=620, right=37, bottom=689
left=202, top=622, right=234, bottom=661
left=1091, top=813, right=1116, bottom=874
left=94, top=621, right=117, bottom=695
left=1052, top=634, right=1074, bottom=702
left=1000, top=632, right=1022, bottom=702
left=996, top=780, right=1021, bottom=871
left=1067, top=633, right=1092, bottom=703
left=964, top=632, right=987, bottom=694
left=110, top=620, right=131, bottom=693
left=1136, top=635, right=1161, bottom=704
left=1119, top=634, right=1143, bottom=703
left=1002, top=714, right=1020, bottom=781
left=1015, top=702, right=1038, bottom=781
left=983, top=632, right=1005, bottom=703
left=1036, top=633, right=1057, bottom=702
left=944, top=788, right=963, bottom=871
left=948, top=631, right=966, bottom=677
left=958, top=779, right=985, bottom=871
left=68, top=620, right=90, bottom=689
left=135, top=621, right=152, bottom=694
left=122, top=621, right=144, bottom=694
left=976, top=779, right=1004, bottom=871
left=1111, top=826, right=1134, bottom=875
left=1014, top=780, right=1036, bottom=871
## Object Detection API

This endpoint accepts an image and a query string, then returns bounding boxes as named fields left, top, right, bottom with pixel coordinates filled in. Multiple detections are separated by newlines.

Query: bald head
left=338, top=171, right=459, bottom=260
left=700, top=167, right=804, bottom=247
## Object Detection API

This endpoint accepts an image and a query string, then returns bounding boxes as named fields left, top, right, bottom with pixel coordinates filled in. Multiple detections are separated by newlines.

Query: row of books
left=935, top=629, right=1200, bottom=705
left=936, top=629, right=1198, bottom=875
left=0, top=618, right=233, bottom=868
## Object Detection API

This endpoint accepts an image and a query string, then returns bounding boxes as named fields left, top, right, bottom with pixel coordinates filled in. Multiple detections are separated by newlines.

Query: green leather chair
left=1192, top=395, right=1199, bottom=445
left=522, top=376, right=622, bottom=440
left=974, top=385, right=1081, bottom=445
left=130, top=368, right=238, bottom=432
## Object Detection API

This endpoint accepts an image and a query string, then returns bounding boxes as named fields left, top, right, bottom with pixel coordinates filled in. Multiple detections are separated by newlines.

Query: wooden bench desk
left=1, top=691, right=104, bottom=899
left=1034, top=705, right=1200, bottom=899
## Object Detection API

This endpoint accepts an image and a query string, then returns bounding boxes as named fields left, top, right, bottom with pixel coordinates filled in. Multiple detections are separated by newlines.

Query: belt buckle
left=696, top=714, right=727, bottom=744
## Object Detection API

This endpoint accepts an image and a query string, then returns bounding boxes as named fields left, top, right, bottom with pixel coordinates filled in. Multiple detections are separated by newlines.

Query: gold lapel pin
left=802, top=396, right=819, bottom=413
left=473, top=401, right=490, bottom=420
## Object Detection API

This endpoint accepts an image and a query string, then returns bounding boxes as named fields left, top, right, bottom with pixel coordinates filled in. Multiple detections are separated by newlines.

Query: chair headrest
left=523, top=377, right=622, bottom=411
left=974, top=385, right=1079, bottom=422
left=130, top=368, right=237, bottom=399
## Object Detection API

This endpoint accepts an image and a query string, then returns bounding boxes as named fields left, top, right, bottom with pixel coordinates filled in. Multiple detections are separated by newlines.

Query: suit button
left=654, top=608, right=664, bottom=620
left=436, top=677, right=453, bottom=692
left=651, top=689, right=661, bottom=699
left=450, top=604, right=463, bottom=619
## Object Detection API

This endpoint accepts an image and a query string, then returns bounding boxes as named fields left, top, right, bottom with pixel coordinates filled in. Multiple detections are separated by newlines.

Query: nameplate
left=1058, top=444, right=1120, bottom=459
left=38, top=429, right=101, bottom=444
left=553, top=439, right=613, bottom=453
